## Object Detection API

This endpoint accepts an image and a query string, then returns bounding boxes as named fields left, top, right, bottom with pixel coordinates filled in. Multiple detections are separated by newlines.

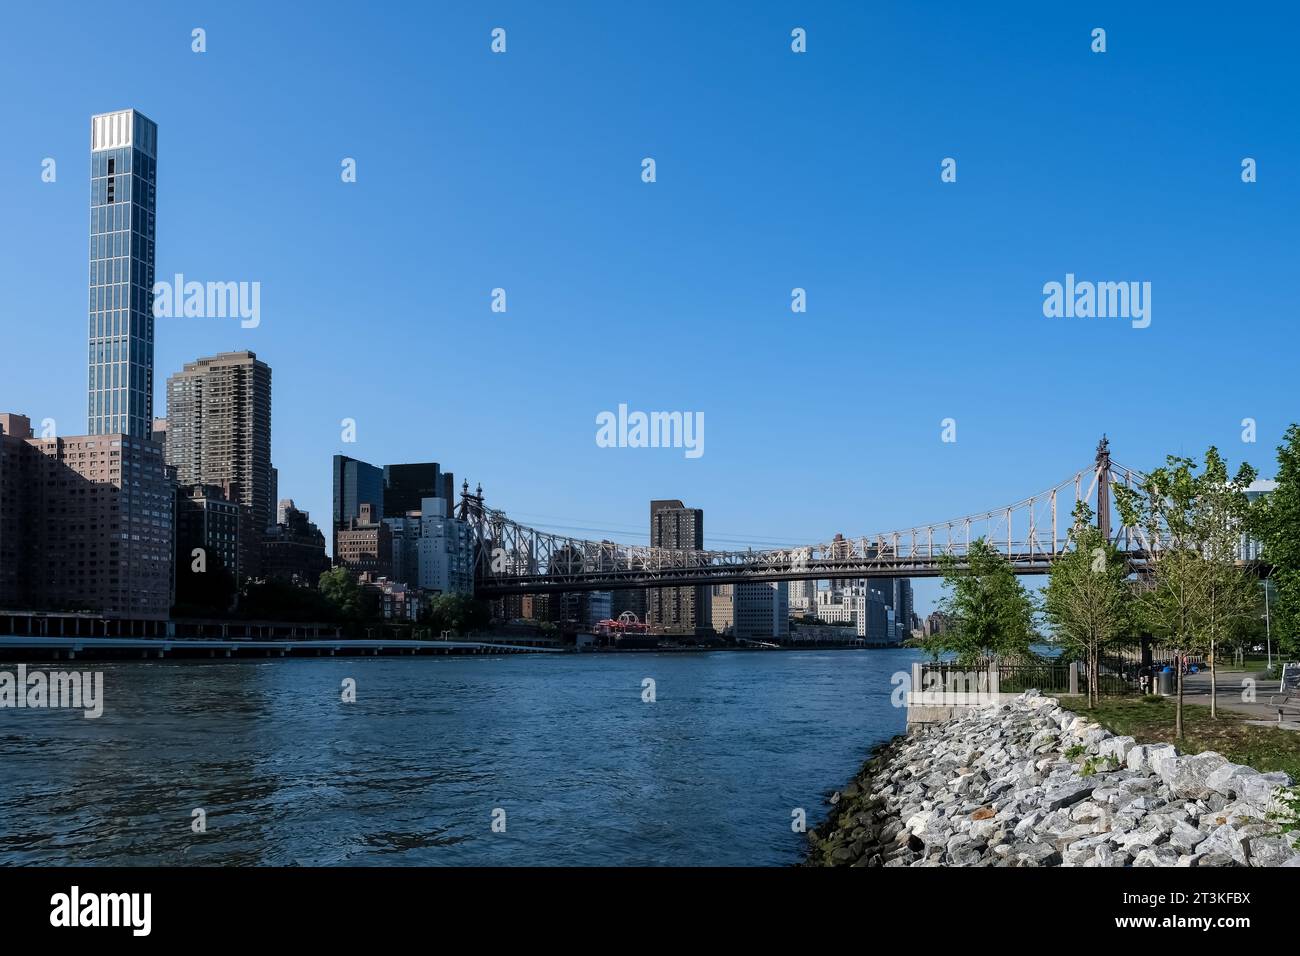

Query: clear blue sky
left=2, top=1, right=1296, bottom=614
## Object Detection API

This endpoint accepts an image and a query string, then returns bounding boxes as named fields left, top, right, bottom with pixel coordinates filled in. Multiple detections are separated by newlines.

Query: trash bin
left=1158, top=667, right=1174, bottom=696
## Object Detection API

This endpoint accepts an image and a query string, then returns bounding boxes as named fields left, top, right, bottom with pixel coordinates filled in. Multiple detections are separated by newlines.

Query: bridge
left=465, top=439, right=1158, bottom=597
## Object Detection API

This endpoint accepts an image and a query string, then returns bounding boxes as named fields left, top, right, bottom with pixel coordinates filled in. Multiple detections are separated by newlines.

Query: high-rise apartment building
left=87, top=110, right=158, bottom=439
left=648, top=499, right=710, bottom=635
left=0, top=412, right=173, bottom=618
left=416, top=497, right=474, bottom=595
left=165, top=351, right=274, bottom=536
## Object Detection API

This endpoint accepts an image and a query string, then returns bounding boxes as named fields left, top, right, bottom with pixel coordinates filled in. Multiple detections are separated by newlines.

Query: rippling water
left=0, top=649, right=919, bottom=865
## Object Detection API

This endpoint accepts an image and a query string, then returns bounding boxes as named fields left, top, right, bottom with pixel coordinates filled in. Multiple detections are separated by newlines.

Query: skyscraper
left=88, top=109, right=158, bottom=439
left=383, top=462, right=454, bottom=519
left=164, top=351, right=274, bottom=534
left=333, top=456, right=458, bottom=559
left=332, top=454, right=384, bottom=554
left=648, top=499, right=711, bottom=635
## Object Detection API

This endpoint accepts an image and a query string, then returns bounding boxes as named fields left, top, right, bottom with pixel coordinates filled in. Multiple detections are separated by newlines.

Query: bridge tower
left=458, top=479, right=484, bottom=522
left=1095, top=435, right=1111, bottom=543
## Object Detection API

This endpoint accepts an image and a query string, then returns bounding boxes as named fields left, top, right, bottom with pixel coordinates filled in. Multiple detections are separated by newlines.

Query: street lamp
left=1264, top=571, right=1273, bottom=671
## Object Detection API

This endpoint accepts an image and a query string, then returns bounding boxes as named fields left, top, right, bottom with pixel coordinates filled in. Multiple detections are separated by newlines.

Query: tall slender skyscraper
left=88, top=109, right=158, bottom=438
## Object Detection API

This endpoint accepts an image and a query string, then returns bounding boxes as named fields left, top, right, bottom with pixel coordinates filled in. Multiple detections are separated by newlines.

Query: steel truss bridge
left=463, top=440, right=1159, bottom=597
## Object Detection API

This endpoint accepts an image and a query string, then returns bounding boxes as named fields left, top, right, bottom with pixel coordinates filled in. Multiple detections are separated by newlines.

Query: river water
left=0, top=648, right=919, bottom=866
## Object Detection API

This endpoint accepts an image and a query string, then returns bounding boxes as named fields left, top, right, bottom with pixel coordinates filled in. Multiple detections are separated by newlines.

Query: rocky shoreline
left=805, top=691, right=1300, bottom=867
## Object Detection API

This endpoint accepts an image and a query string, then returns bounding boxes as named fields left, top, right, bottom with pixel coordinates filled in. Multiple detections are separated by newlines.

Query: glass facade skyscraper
left=88, top=109, right=158, bottom=438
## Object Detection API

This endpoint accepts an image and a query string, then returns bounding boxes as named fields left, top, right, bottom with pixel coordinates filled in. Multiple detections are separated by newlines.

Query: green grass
left=1055, top=694, right=1300, bottom=780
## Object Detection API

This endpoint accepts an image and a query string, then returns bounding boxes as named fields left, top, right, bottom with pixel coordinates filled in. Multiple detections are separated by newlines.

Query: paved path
left=1177, top=665, right=1300, bottom=729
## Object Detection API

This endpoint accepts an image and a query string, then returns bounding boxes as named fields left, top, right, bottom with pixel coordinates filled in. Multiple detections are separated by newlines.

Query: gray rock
left=1014, top=842, right=1061, bottom=866
left=1099, top=735, right=1137, bottom=764
left=1117, top=826, right=1164, bottom=851
left=1199, top=824, right=1250, bottom=866
left=1084, top=844, right=1129, bottom=867
left=1132, top=844, right=1181, bottom=867
left=1205, top=762, right=1260, bottom=799
left=1239, top=771, right=1293, bottom=812
left=1044, top=780, right=1096, bottom=811
left=1162, top=752, right=1229, bottom=799
left=1169, top=822, right=1207, bottom=852
left=1246, top=835, right=1300, bottom=868
left=1147, top=744, right=1180, bottom=777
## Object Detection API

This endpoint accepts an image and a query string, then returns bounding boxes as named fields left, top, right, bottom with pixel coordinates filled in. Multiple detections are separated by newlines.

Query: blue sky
left=2, top=1, right=1296, bottom=614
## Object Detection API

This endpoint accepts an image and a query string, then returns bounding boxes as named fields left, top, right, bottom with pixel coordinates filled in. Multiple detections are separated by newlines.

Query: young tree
left=1042, top=502, right=1135, bottom=708
left=1193, top=449, right=1258, bottom=716
left=1115, top=447, right=1256, bottom=736
left=1254, top=424, right=1300, bottom=660
left=924, top=538, right=1037, bottom=665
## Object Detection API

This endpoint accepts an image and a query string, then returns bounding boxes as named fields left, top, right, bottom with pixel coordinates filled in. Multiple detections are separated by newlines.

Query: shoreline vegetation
left=804, top=691, right=1300, bottom=868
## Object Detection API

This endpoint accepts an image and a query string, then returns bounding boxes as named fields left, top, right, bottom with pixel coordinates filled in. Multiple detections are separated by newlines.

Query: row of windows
left=92, top=148, right=156, bottom=181
left=88, top=362, right=151, bottom=391
left=89, top=201, right=154, bottom=237
left=88, top=314, right=154, bottom=344
left=87, top=337, right=150, bottom=365
left=88, top=387, right=149, bottom=417
left=89, top=230, right=154, bottom=262
left=89, top=282, right=153, bottom=314
left=90, top=257, right=154, bottom=288
left=89, top=176, right=155, bottom=207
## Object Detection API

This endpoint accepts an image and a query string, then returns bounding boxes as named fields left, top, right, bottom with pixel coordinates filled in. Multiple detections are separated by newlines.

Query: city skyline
left=4, top=0, right=1300, bottom=893
left=2, top=3, right=1297, bottom=618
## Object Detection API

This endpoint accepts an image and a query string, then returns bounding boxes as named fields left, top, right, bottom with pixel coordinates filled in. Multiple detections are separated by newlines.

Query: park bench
left=1269, top=662, right=1300, bottom=726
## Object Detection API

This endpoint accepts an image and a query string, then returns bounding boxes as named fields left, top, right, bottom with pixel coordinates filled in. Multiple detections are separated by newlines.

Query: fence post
left=987, top=661, right=999, bottom=699
left=1069, top=661, right=1078, bottom=696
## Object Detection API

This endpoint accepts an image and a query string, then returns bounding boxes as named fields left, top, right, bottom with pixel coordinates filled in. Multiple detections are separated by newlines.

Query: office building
left=733, top=581, right=789, bottom=641
left=868, top=576, right=914, bottom=643
left=332, top=454, right=383, bottom=552
left=336, top=502, right=393, bottom=578
left=383, top=462, right=454, bottom=520
left=333, top=456, right=457, bottom=559
left=87, top=109, right=158, bottom=440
